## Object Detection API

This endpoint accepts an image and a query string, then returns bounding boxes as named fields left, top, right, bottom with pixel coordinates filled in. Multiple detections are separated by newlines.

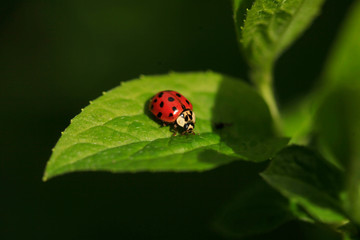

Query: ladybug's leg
left=171, top=124, right=177, bottom=136
left=162, top=122, right=167, bottom=127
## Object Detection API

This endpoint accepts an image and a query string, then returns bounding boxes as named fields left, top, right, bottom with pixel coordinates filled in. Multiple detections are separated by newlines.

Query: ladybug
left=149, top=90, right=195, bottom=134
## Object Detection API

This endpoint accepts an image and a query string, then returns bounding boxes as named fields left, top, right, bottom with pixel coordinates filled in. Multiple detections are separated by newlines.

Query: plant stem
left=251, top=68, right=283, bottom=135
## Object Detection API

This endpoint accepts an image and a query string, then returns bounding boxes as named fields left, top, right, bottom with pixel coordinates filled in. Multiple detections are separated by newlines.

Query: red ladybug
left=149, top=90, right=195, bottom=134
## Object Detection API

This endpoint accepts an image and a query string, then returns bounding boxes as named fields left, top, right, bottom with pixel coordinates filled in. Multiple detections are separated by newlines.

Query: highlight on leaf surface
left=43, top=72, right=288, bottom=180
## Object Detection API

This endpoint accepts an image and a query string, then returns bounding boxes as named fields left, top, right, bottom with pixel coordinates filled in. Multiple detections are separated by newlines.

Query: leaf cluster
left=44, top=0, right=360, bottom=239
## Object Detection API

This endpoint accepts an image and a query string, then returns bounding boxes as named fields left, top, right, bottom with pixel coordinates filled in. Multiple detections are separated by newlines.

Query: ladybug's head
left=176, top=110, right=196, bottom=133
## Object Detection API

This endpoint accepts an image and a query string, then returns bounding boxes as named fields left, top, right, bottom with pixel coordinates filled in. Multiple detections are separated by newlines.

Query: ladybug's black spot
left=168, top=97, right=174, bottom=102
left=160, top=101, right=164, bottom=108
left=154, top=99, right=157, bottom=103
left=157, top=112, right=162, bottom=118
left=172, top=106, right=177, bottom=111
left=190, top=111, right=192, bottom=115
left=185, top=115, right=189, bottom=121
left=176, top=93, right=181, bottom=97
left=169, top=113, right=173, bottom=117
left=158, top=92, right=163, bottom=98
left=189, top=114, right=192, bottom=120
left=151, top=104, right=154, bottom=109
left=186, top=100, right=190, bottom=105
left=182, top=105, right=186, bottom=110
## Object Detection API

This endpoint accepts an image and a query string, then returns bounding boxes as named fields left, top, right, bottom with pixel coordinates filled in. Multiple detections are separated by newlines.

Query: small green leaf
left=213, top=178, right=294, bottom=238
left=43, top=72, right=288, bottom=180
left=241, top=0, right=325, bottom=72
left=261, top=146, right=347, bottom=224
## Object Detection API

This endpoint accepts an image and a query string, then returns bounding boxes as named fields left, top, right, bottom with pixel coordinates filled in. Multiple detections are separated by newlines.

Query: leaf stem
left=251, top=68, right=283, bottom=135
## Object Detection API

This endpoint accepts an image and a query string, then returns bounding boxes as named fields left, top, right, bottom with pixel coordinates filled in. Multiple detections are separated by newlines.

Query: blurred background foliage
left=0, top=0, right=355, bottom=239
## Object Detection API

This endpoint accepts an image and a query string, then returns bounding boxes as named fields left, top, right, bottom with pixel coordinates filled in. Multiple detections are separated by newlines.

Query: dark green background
left=0, top=0, right=353, bottom=239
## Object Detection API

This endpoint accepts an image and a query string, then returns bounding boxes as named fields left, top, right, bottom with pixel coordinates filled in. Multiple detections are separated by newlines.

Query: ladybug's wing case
left=149, top=91, right=183, bottom=123
left=168, top=91, right=193, bottom=110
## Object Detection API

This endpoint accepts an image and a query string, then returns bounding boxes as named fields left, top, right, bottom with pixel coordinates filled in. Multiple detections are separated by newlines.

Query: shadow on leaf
left=211, top=75, right=287, bottom=162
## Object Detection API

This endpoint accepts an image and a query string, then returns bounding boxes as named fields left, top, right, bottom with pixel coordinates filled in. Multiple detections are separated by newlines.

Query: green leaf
left=315, top=85, right=360, bottom=225
left=213, top=178, right=294, bottom=238
left=322, top=0, right=360, bottom=87
left=232, top=0, right=255, bottom=43
left=317, top=1, right=360, bottom=225
left=282, top=96, right=316, bottom=145
left=261, top=146, right=347, bottom=224
left=43, top=72, right=288, bottom=180
left=241, top=0, right=325, bottom=72
left=235, top=0, right=325, bottom=134
left=315, top=85, right=360, bottom=172
left=338, top=222, right=360, bottom=240
left=342, top=233, right=360, bottom=240
left=283, top=0, right=360, bottom=146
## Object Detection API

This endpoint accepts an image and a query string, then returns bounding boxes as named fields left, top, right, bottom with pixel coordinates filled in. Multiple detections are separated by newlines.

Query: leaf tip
left=42, top=175, right=48, bottom=182
left=42, top=170, right=50, bottom=182
left=259, top=171, right=273, bottom=185
left=259, top=171, right=267, bottom=178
